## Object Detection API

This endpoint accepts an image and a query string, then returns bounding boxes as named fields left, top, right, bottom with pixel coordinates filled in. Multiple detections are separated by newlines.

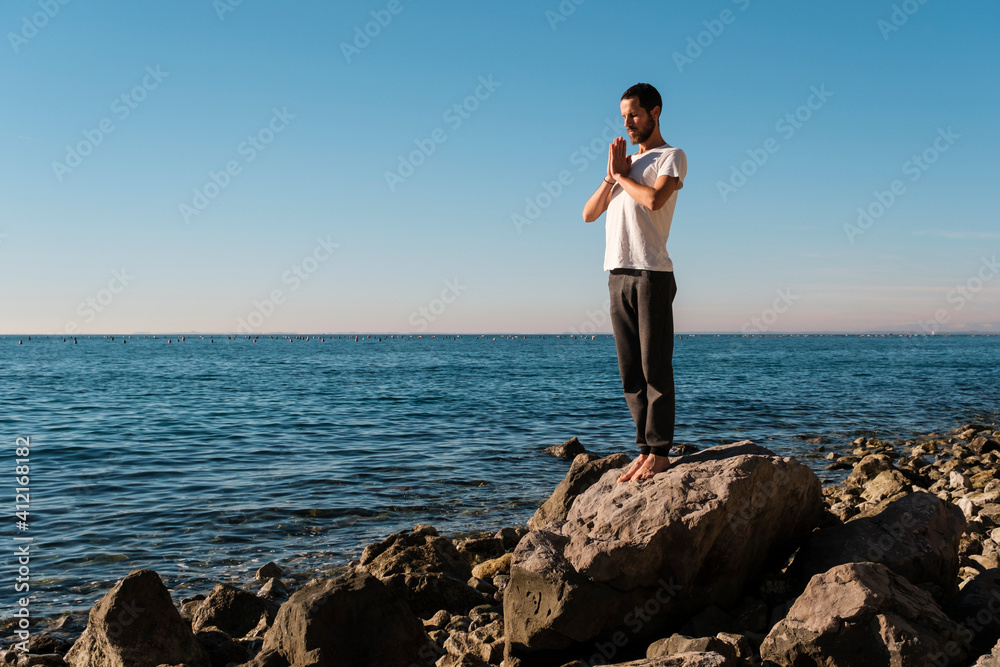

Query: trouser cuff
left=639, top=445, right=651, bottom=455
left=648, top=445, right=672, bottom=457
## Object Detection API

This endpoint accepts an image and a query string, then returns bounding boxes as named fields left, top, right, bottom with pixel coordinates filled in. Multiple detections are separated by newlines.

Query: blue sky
left=2, top=0, right=998, bottom=334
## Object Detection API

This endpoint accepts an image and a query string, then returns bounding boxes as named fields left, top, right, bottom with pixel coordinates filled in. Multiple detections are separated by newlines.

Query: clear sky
left=2, top=0, right=998, bottom=334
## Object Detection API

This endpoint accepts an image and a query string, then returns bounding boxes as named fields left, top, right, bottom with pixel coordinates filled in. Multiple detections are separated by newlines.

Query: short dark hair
left=621, top=83, right=662, bottom=114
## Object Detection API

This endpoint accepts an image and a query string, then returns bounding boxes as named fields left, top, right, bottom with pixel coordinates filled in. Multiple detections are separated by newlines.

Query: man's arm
left=610, top=139, right=681, bottom=210
left=582, top=180, right=615, bottom=223
left=613, top=173, right=680, bottom=211
left=582, top=139, right=626, bottom=223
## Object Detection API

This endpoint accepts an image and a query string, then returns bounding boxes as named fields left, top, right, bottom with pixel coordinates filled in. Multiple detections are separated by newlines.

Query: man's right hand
left=609, top=136, right=632, bottom=179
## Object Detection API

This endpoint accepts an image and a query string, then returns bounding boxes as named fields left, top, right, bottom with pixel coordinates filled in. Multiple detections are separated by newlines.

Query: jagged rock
left=760, top=562, right=969, bottom=666
left=846, top=453, right=893, bottom=487
left=527, top=452, right=632, bottom=531
left=469, top=604, right=502, bottom=631
left=974, top=471, right=997, bottom=489
left=255, top=562, right=283, bottom=581
left=425, top=609, right=451, bottom=629
left=545, top=437, right=587, bottom=459
left=442, top=619, right=504, bottom=664
left=65, top=569, right=209, bottom=667
left=573, top=655, right=729, bottom=667
left=456, top=536, right=506, bottom=566
left=28, top=634, right=73, bottom=655
left=494, top=527, right=526, bottom=551
left=860, top=469, right=910, bottom=504
left=436, top=653, right=492, bottom=667
left=468, top=576, right=497, bottom=596
left=360, top=525, right=488, bottom=616
left=472, top=553, right=512, bottom=580
left=190, top=583, right=278, bottom=638
left=194, top=627, right=251, bottom=666
left=645, top=634, right=738, bottom=662
left=247, top=570, right=436, bottom=667
left=258, top=577, right=289, bottom=600
left=975, top=638, right=1000, bottom=666
left=795, top=491, right=965, bottom=601
left=972, top=437, right=1000, bottom=455
left=953, top=471, right=975, bottom=492
left=506, top=442, right=821, bottom=663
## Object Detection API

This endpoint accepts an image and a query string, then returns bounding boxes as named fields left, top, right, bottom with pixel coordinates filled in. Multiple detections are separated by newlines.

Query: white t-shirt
left=604, top=144, right=687, bottom=272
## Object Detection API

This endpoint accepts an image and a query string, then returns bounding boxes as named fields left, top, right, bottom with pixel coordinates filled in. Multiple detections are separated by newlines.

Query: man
left=582, top=83, right=687, bottom=482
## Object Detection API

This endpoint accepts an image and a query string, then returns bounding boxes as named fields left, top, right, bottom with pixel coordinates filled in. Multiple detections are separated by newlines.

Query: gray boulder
left=359, top=524, right=488, bottom=616
left=761, top=562, right=969, bottom=666
left=527, top=452, right=632, bottom=531
left=248, top=569, right=436, bottom=667
left=946, top=568, right=1000, bottom=652
left=795, top=491, right=965, bottom=601
left=506, top=442, right=821, bottom=662
left=65, top=569, right=209, bottom=667
left=545, top=437, right=587, bottom=459
left=190, top=583, right=279, bottom=638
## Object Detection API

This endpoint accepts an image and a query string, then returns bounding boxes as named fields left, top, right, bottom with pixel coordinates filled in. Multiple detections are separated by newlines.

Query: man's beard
left=628, top=117, right=655, bottom=144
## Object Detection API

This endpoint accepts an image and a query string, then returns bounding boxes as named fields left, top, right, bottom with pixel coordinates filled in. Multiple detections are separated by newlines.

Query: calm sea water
left=2, top=333, right=999, bottom=621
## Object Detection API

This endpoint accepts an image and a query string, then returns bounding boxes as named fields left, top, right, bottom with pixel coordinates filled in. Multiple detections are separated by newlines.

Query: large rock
left=975, top=639, right=1000, bottom=666
left=506, top=442, right=821, bottom=663
left=946, top=568, right=1000, bottom=652
left=795, top=491, right=965, bottom=601
left=760, top=562, right=970, bottom=666
left=65, top=569, right=209, bottom=667
left=528, top=452, right=632, bottom=531
left=248, top=569, right=435, bottom=667
left=563, top=655, right=729, bottom=667
left=545, top=437, right=587, bottom=459
left=190, top=583, right=279, bottom=638
left=359, top=524, right=487, bottom=616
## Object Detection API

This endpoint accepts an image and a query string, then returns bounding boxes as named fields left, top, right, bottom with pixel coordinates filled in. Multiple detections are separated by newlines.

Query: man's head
left=620, top=83, right=662, bottom=145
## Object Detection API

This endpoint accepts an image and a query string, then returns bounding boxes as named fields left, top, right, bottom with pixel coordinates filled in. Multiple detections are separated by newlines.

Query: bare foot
left=635, top=454, right=671, bottom=480
left=617, top=453, right=649, bottom=483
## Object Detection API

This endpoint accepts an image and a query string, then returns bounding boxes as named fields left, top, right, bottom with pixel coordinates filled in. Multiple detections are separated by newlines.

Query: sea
left=2, top=333, right=999, bottom=622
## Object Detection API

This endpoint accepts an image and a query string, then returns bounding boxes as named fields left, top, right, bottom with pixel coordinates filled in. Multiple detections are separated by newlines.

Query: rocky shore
left=6, top=424, right=1000, bottom=667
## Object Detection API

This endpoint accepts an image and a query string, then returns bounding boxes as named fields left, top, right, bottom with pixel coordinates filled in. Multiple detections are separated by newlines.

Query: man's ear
left=652, top=105, right=662, bottom=123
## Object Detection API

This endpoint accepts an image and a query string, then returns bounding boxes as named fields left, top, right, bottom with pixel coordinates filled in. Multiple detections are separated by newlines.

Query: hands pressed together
left=607, top=136, right=632, bottom=183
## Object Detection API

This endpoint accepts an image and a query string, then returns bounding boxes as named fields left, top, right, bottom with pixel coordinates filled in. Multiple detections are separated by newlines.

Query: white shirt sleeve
left=657, top=149, right=687, bottom=188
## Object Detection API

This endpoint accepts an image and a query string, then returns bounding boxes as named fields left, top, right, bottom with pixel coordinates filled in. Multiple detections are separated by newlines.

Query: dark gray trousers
left=608, top=269, right=677, bottom=457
